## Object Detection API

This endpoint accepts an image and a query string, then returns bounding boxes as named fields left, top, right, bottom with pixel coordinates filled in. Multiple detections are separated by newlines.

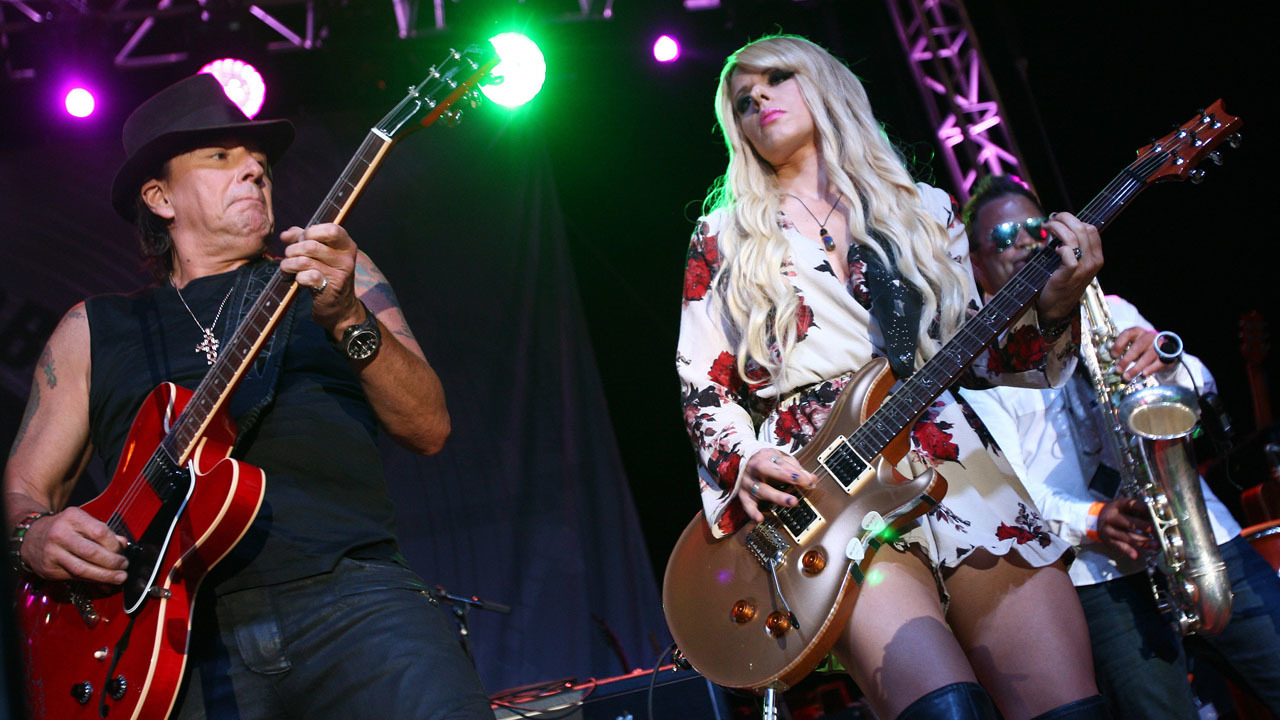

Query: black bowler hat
left=110, top=72, right=295, bottom=220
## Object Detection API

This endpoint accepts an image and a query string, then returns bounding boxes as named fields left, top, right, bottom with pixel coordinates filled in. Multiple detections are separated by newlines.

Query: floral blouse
left=677, top=183, right=1079, bottom=539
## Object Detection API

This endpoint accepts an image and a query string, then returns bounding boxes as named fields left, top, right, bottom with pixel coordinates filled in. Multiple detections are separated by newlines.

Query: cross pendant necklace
left=172, top=278, right=235, bottom=365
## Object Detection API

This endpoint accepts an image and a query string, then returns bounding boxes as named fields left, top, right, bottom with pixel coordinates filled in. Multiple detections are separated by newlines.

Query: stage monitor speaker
left=493, top=665, right=731, bottom=720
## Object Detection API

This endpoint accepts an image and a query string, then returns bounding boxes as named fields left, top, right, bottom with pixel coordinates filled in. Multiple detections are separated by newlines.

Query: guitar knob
left=71, top=681, right=92, bottom=705
left=108, top=675, right=128, bottom=700
left=1209, top=151, right=1223, bottom=165
left=1229, top=133, right=1243, bottom=148
left=765, top=611, right=792, bottom=637
left=801, top=549, right=827, bottom=575
left=1189, top=169, right=1206, bottom=184
left=730, top=600, right=756, bottom=624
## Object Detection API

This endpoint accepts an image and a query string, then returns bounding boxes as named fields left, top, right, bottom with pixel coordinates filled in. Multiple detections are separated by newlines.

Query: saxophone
left=1078, top=278, right=1233, bottom=635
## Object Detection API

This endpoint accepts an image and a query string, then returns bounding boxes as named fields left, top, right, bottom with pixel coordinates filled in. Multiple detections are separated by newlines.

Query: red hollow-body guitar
left=14, top=45, right=499, bottom=720
left=16, top=384, right=264, bottom=719
left=662, top=101, right=1243, bottom=692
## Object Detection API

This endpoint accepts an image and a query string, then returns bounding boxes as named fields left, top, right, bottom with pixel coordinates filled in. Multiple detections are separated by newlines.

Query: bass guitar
left=662, top=100, right=1243, bottom=692
left=14, top=46, right=498, bottom=720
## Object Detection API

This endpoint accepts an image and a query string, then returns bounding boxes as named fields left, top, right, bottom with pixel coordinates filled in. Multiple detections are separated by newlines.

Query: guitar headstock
left=374, top=43, right=501, bottom=138
left=1136, top=99, right=1243, bottom=184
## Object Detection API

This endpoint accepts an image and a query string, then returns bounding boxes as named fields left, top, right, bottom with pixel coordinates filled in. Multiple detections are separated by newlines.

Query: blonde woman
left=677, top=35, right=1105, bottom=720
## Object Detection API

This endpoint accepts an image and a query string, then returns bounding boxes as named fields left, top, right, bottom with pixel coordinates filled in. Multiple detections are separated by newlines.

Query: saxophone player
left=959, top=175, right=1280, bottom=720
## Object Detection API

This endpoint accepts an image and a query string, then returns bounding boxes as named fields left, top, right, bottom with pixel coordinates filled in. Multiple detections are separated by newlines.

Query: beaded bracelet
left=9, top=511, right=55, bottom=574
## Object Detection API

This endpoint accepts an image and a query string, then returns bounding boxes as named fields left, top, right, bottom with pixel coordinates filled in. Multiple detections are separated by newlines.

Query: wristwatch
left=333, top=300, right=382, bottom=361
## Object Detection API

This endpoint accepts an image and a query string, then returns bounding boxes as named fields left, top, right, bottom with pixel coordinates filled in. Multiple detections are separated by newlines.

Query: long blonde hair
left=705, top=35, right=968, bottom=385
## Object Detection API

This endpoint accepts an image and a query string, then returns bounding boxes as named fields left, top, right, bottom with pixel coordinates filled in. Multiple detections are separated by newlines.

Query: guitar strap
left=225, top=257, right=298, bottom=441
left=855, top=230, right=923, bottom=379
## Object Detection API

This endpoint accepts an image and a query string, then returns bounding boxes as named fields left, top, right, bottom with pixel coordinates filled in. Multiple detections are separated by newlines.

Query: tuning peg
left=440, top=109, right=463, bottom=127
left=1208, top=151, right=1223, bottom=165
left=1189, top=168, right=1206, bottom=184
left=1229, top=133, right=1243, bottom=148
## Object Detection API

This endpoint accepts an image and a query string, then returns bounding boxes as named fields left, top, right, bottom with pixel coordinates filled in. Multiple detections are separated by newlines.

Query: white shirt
left=961, top=295, right=1240, bottom=586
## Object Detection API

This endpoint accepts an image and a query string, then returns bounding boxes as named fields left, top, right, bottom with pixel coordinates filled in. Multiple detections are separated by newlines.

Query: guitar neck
left=846, top=146, right=1178, bottom=458
left=160, top=130, right=392, bottom=466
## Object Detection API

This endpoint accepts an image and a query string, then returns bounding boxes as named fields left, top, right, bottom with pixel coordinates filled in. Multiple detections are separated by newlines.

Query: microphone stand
left=429, top=585, right=511, bottom=665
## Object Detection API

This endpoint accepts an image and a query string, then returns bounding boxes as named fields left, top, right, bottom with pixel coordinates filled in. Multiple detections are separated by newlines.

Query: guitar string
left=843, top=134, right=1189, bottom=460
left=809, top=133, right=1190, bottom=477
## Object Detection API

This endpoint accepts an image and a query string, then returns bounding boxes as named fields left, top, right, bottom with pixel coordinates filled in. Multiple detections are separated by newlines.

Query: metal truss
left=0, top=0, right=321, bottom=79
left=0, top=0, right=620, bottom=80
left=393, top=0, right=616, bottom=36
left=885, top=0, right=1024, bottom=199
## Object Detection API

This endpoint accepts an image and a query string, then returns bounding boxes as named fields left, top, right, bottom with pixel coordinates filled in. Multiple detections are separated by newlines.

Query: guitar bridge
left=746, top=521, right=790, bottom=570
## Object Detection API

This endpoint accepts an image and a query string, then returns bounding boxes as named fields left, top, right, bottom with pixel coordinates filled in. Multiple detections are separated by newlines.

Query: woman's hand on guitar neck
left=738, top=449, right=819, bottom=524
left=1035, top=212, right=1103, bottom=326
left=21, top=508, right=129, bottom=584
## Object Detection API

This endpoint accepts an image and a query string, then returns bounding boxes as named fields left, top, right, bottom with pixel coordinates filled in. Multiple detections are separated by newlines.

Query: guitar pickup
left=817, top=435, right=871, bottom=492
left=772, top=496, right=820, bottom=544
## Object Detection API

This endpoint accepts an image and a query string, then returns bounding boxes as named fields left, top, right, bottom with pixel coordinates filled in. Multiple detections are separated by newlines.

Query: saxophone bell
left=1118, top=383, right=1200, bottom=441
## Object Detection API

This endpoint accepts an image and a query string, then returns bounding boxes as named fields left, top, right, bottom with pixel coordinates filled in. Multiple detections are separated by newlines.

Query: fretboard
left=845, top=144, right=1176, bottom=462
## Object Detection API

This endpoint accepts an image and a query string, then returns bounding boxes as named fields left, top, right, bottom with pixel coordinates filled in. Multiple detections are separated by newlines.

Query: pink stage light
left=64, top=87, right=95, bottom=118
left=199, top=58, right=266, bottom=118
left=653, top=35, right=680, bottom=63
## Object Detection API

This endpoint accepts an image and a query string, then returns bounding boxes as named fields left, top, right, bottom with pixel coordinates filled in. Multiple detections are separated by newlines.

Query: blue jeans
left=1077, top=536, right=1280, bottom=720
left=172, top=557, right=495, bottom=720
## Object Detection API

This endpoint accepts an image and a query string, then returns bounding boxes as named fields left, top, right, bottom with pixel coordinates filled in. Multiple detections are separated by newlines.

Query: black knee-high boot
left=1029, top=695, right=1111, bottom=720
left=896, top=682, right=1000, bottom=720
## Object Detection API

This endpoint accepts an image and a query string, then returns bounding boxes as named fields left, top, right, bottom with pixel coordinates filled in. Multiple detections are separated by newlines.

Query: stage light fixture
left=64, top=87, right=96, bottom=118
left=482, top=32, right=546, bottom=109
left=199, top=58, right=267, bottom=118
left=653, top=35, right=680, bottom=63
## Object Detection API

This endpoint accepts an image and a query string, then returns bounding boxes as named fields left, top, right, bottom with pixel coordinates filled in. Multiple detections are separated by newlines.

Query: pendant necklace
left=172, top=278, right=235, bottom=365
left=787, top=192, right=843, bottom=252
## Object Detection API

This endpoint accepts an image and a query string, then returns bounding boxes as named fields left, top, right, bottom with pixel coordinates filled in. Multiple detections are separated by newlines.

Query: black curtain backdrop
left=0, top=102, right=668, bottom=694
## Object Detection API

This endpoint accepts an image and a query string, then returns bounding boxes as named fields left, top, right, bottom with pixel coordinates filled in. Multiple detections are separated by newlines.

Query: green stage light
left=484, top=32, right=546, bottom=108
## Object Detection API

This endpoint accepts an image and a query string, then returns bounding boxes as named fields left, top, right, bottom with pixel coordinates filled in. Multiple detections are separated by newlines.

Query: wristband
left=1039, top=314, right=1074, bottom=343
left=9, top=511, right=55, bottom=574
left=1084, top=502, right=1105, bottom=543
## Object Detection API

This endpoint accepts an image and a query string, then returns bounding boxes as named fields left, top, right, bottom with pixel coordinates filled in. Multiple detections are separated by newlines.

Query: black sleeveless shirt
left=85, top=258, right=400, bottom=594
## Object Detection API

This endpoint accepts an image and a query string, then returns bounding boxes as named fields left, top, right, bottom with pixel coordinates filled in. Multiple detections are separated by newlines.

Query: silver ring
left=1072, top=247, right=1083, bottom=260
left=313, top=276, right=328, bottom=294
left=751, top=482, right=760, bottom=497
left=769, top=455, right=781, bottom=465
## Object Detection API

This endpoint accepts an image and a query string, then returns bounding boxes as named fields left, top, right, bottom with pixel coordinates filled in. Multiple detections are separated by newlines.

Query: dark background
left=1, top=0, right=1277, bottom=695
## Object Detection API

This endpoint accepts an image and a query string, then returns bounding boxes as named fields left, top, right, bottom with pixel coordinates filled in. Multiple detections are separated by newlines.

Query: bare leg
left=832, top=547, right=979, bottom=720
left=944, top=550, right=1097, bottom=720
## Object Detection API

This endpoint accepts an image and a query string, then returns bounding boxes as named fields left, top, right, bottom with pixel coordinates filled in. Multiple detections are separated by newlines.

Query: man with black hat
left=3, top=73, right=494, bottom=718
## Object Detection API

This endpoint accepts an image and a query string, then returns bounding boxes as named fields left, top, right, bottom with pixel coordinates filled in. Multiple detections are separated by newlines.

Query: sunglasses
left=990, top=217, right=1049, bottom=252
